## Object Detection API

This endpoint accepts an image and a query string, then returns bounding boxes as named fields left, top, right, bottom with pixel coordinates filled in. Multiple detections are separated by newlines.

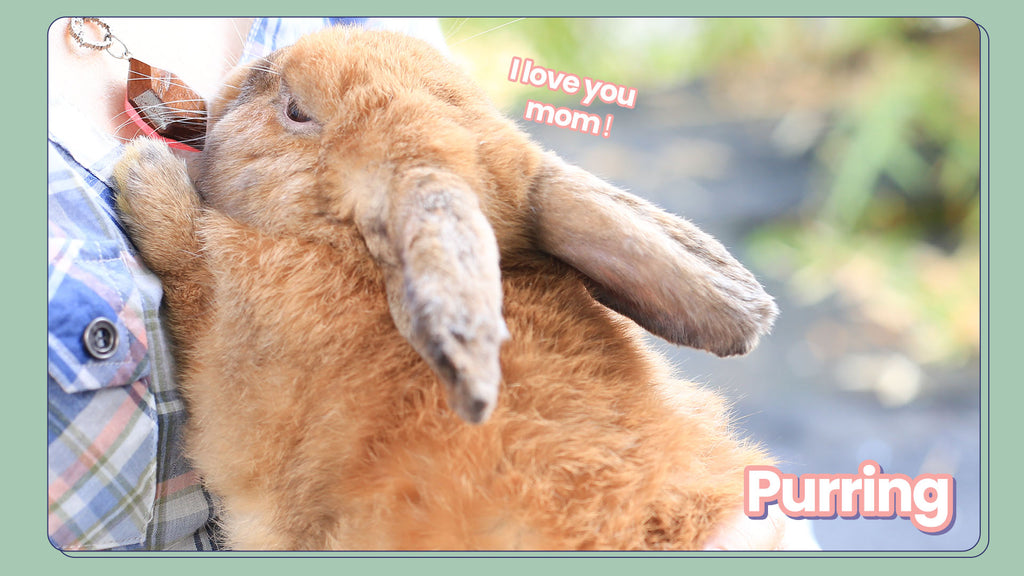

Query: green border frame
left=18, top=0, right=1011, bottom=573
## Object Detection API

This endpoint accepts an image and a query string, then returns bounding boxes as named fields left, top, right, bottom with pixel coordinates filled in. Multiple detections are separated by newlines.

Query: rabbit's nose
left=463, top=397, right=493, bottom=425
left=451, top=374, right=499, bottom=425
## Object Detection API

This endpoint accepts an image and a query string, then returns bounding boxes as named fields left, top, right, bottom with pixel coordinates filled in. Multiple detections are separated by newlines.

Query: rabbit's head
left=195, top=27, right=778, bottom=424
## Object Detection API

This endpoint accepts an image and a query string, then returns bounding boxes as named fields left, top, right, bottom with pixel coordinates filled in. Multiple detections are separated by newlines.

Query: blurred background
left=441, top=17, right=982, bottom=551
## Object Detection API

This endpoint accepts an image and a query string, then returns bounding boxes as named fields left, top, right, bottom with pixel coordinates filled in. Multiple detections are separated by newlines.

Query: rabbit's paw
left=114, top=138, right=199, bottom=223
left=113, top=137, right=204, bottom=274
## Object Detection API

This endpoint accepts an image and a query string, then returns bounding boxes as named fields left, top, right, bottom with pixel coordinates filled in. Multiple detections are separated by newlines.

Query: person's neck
left=48, top=18, right=253, bottom=143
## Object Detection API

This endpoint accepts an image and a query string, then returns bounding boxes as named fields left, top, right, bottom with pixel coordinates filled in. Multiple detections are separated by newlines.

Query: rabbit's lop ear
left=530, top=152, right=778, bottom=357
left=357, top=168, right=508, bottom=424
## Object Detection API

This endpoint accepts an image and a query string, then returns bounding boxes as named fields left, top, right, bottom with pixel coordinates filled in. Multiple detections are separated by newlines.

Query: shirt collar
left=47, top=92, right=124, bottom=187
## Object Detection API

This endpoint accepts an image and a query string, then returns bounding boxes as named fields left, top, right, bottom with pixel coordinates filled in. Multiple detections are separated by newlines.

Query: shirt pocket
left=48, top=237, right=153, bottom=394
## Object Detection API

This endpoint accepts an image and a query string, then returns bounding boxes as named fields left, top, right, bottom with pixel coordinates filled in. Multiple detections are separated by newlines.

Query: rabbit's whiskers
left=446, top=18, right=525, bottom=47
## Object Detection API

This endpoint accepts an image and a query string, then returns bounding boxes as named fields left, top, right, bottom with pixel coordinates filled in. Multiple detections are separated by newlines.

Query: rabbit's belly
left=184, top=239, right=758, bottom=550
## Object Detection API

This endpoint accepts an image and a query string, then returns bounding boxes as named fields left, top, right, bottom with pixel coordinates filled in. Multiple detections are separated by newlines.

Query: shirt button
left=83, top=317, right=119, bottom=360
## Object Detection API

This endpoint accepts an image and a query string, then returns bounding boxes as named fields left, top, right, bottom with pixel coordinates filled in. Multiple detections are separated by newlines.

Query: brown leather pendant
left=126, top=57, right=207, bottom=150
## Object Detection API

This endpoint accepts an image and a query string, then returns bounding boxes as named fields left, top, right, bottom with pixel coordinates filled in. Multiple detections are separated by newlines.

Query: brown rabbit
left=113, top=26, right=779, bottom=550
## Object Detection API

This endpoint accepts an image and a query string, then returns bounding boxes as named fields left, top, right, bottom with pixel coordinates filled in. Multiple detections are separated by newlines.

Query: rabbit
left=113, top=26, right=779, bottom=550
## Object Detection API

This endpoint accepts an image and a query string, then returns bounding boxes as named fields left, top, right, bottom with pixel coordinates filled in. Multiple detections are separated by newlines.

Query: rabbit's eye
left=286, top=98, right=314, bottom=123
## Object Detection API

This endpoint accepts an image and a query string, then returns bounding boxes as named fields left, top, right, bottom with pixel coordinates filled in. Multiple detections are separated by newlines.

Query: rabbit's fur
left=113, top=27, right=778, bottom=550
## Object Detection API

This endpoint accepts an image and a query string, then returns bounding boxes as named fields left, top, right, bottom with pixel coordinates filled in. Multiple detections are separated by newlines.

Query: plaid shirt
left=47, top=17, right=444, bottom=551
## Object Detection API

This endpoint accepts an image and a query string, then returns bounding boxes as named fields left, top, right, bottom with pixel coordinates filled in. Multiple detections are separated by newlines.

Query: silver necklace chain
left=68, top=17, right=132, bottom=60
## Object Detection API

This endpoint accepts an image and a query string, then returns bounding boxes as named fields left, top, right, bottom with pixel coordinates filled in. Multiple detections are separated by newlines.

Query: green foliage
left=442, top=18, right=981, bottom=366
left=749, top=223, right=980, bottom=368
left=690, top=17, right=982, bottom=365
left=444, top=19, right=979, bottom=243
left=816, top=22, right=980, bottom=240
left=441, top=18, right=699, bottom=105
